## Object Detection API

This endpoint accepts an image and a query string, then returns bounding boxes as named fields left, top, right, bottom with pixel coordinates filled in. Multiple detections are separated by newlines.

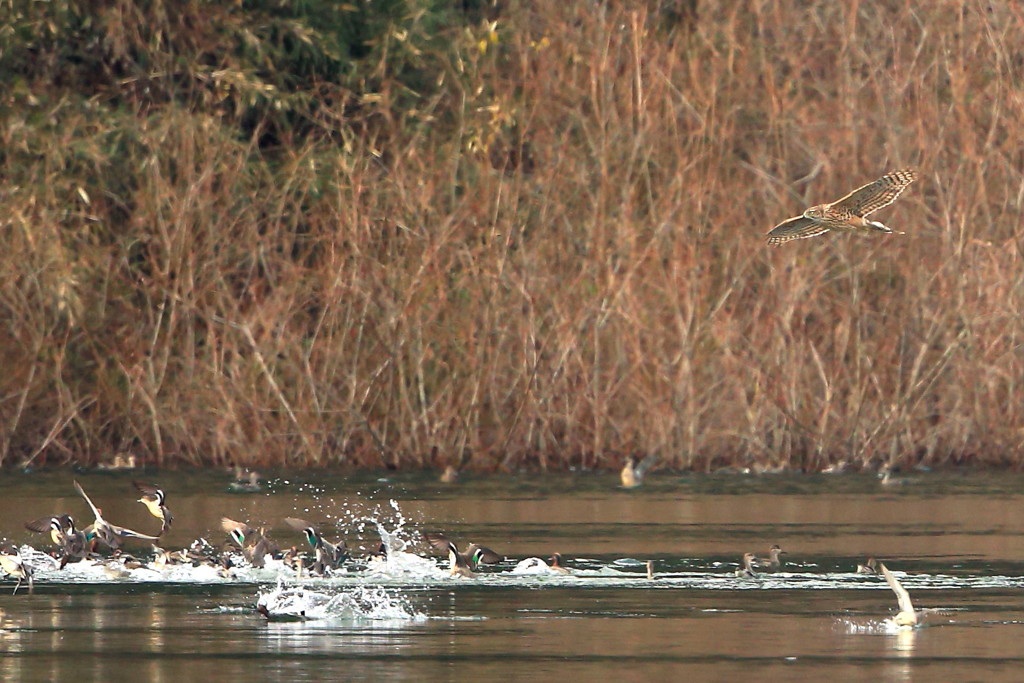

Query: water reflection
left=891, top=626, right=918, bottom=655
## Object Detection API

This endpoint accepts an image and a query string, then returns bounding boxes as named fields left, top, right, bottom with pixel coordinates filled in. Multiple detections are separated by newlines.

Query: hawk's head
left=803, top=205, right=828, bottom=220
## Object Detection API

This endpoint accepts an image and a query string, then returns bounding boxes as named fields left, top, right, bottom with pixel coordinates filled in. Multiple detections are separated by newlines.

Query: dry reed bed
left=1, top=1, right=1023, bottom=471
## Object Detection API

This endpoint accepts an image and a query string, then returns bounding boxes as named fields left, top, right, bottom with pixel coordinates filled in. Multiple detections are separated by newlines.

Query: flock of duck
left=0, top=474, right=921, bottom=628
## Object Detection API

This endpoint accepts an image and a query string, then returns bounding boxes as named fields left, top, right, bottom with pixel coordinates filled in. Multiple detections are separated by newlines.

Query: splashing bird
left=0, top=548, right=33, bottom=595
left=620, top=454, right=658, bottom=489
left=424, top=532, right=503, bottom=575
left=25, top=514, right=92, bottom=567
left=221, top=517, right=279, bottom=568
left=880, top=562, right=918, bottom=627
left=283, top=517, right=349, bottom=574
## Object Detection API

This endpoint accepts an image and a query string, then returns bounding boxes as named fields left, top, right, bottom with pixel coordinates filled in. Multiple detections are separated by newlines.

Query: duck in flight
left=74, top=481, right=160, bottom=551
left=25, top=514, right=93, bottom=567
left=133, top=481, right=173, bottom=535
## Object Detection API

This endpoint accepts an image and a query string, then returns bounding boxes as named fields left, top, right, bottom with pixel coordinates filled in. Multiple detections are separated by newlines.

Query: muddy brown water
left=1, top=470, right=1023, bottom=680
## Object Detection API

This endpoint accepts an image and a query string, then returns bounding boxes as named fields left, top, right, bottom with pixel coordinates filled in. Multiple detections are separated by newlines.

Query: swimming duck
left=354, top=541, right=390, bottom=574
left=216, top=556, right=236, bottom=579
left=151, top=545, right=188, bottom=570
left=424, top=532, right=503, bottom=570
left=878, top=465, right=910, bottom=487
left=879, top=562, right=918, bottom=627
left=227, top=467, right=263, bottom=493
left=620, top=454, right=658, bottom=489
left=183, top=538, right=220, bottom=566
left=856, top=557, right=879, bottom=574
left=510, top=557, right=557, bottom=575
left=735, top=552, right=758, bottom=578
left=109, top=549, right=146, bottom=570
left=439, top=465, right=460, bottom=484
left=74, top=480, right=160, bottom=551
left=132, top=481, right=173, bottom=534
left=756, top=544, right=786, bottom=570
left=548, top=553, right=572, bottom=575
left=97, top=558, right=132, bottom=580
left=97, top=452, right=137, bottom=471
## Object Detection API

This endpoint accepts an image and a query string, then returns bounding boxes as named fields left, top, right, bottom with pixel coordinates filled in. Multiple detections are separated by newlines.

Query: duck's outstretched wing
left=424, top=532, right=454, bottom=555
left=880, top=562, right=915, bottom=614
left=74, top=481, right=105, bottom=524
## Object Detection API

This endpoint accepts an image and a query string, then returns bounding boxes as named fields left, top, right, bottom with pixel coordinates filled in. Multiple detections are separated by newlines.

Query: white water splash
left=363, top=549, right=448, bottom=579
left=837, top=617, right=920, bottom=634
left=255, top=582, right=426, bottom=621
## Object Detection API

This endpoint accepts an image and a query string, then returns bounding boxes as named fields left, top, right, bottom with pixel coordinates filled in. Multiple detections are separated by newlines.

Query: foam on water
left=16, top=545, right=1024, bottom=591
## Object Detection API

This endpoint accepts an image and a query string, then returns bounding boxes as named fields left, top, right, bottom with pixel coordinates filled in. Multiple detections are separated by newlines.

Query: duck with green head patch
left=424, top=532, right=503, bottom=574
left=50, top=517, right=95, bottom=568
left=221, top=517, right=279, bottom=568
left=283, top=517, right=349, bottom=574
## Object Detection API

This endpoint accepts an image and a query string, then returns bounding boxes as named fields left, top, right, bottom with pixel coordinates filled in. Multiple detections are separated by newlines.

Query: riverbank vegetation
left=2, top=1, right=1023, bottom=472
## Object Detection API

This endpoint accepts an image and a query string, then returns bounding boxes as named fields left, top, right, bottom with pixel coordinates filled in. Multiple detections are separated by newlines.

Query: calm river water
left=1, top=470, right=1024, bottom=680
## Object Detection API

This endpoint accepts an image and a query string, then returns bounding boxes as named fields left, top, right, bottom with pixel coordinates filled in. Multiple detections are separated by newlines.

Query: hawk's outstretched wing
left=765, top=215, right=830, bottom=246
left=829, top=169, right=918, bottom=217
